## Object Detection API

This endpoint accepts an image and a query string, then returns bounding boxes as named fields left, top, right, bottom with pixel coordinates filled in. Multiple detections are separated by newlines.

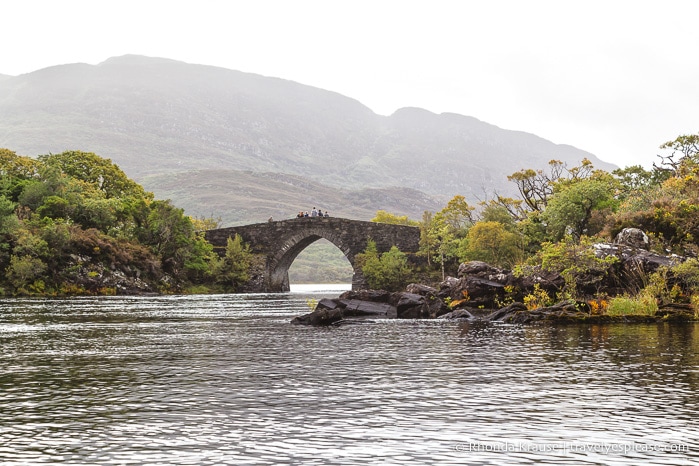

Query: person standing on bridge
left=311, top=207, right=317, bottom=217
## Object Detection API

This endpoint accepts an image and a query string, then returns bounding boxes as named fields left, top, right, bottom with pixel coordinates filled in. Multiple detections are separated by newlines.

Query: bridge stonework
left=204, top=217, right=420, bottom=292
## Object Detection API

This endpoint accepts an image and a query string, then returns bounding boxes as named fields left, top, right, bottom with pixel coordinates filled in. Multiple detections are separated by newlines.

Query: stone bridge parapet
left=205, top=217, right=420, bottom=292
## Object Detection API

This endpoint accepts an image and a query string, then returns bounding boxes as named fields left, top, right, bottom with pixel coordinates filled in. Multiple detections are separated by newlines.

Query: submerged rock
left=438, top=308, right=477, bottom=320
left=491, top=301, right=591, bottom=324
left=291, top=307, right=343, bottom=326
left=291, top=289, right=447, bottom=325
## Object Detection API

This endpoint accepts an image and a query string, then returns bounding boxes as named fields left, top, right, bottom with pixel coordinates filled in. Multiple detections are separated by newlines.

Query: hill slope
left=0, top=55, right=616, bottom=223
left=143, top=169, right=442, bottom=225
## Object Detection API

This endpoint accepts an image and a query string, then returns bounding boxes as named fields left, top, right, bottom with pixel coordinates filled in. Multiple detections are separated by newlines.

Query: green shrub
left=522, top=284, right=553, bottom=310
left=356, top=240, right=413, bottom=291
left=606, top=295, right=657, bottom=316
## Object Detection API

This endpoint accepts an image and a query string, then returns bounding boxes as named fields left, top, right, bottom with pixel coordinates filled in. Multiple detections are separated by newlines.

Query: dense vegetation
left=360, top=132, right=699, bottom=315
left=0, top=149, right=252, bottom=295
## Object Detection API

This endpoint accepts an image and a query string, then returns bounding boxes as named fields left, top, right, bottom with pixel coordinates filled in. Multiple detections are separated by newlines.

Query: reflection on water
left=1, top=294, right=698, bottom=465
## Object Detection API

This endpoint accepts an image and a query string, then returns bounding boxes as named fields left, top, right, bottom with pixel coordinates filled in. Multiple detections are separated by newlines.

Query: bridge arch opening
left=270, top=231, right=360, bottom=292
left=288, top=238, right=353, bottom=289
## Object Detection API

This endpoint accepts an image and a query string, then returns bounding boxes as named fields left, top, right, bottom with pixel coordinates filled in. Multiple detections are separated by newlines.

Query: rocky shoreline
left=291, top=289, right=695, bottom=326
left=291, top=228, right=698, bottom=326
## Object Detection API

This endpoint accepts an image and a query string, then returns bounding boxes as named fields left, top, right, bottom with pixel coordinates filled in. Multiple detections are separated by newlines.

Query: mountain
left=0, top=55, right=616, bottom=224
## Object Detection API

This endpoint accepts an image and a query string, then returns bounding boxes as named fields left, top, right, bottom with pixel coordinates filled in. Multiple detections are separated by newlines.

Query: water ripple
left=1, top=294, right=697, bottom=465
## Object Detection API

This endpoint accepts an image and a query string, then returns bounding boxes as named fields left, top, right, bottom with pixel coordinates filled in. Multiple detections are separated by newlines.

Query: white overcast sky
left=3, top=0, right=698, bottom=169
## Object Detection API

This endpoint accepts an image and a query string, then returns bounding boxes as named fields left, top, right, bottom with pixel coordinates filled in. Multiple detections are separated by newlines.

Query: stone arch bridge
left=204, top=217, right=420, bottom=292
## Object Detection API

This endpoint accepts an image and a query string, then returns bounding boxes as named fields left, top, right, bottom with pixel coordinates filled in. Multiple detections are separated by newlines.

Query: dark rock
left=490, top=300, right=594, bottom=324
left=442, top=276, right=505, bottom=308
left=337, top=299, right=396, bottom=318
left=338, top=289, right=392, bottom=302
left=656, top=303, right=695, bottom=322
left=406, top=283, right=449, bottom=317
left=458, top=261, right=508, bottom=282
left=315, top=298, right=343, bottom=311
left=391, top=292, right=429, bottom=319
left=406, top=283, right=438, bottom=296
left=594, top=242, right=682, bottom=294
left=620, top=251, right=677, bottom=287
left=438, top=276, right=461, bottom=291
left=509, top=268, right=564, bottom=296
left=486, top=302, right=527, bottom=321
left=291, top=293, right=398, bottom=325
left=427, top=295, right=451, bottom=318
left=439, top=308, right=477, bottom=320
left=291, top=307, right=344, bottom=326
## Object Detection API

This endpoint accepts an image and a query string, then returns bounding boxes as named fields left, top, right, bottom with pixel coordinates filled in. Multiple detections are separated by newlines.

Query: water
left=290, top=283, right=352, bottom=293
left=1, top=290, right=698, bottom=465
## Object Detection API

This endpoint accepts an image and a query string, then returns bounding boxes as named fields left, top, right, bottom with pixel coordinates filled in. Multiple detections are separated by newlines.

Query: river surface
left=1, top=287, right=698, bottom=465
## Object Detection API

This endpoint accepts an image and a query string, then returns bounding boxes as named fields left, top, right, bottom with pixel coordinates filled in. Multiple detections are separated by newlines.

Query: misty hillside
left=0, top=55, right=616, bottom=224
left=142, top=169, right=442, bottom=226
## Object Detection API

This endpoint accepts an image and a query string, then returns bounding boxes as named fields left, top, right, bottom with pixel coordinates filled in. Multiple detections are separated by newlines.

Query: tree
left=0, top=195, right=18, bottom=271
left=612, top=165, right=660, bottom=197
left=356, top=240, right=412, bottom=291
left=435, top=195, right=474, bottom=231
left=542, top=175, right=618, bottom=241
left=606, top=133, right=699, bottom=253
left=138, top=200, right=197, bottom=278
left=72, top=197, right=123, bottom=233
left=183, top=232, right=218, bottom=283
left=38, top=151, right=148, bottom=200
left=508, top=167, right=553, bottom=213
left=355, top=239, right=381, bottom=284
left=484, top=195, right=529, bottom=222
left=215, top=234, right=253, bottom=291
left=654, top=133, right=699, bottom=176
left=371, top=210, right=419, bottom=226
left=478, top=203, right=518, bottom=231
left=18, top=180, right=53, bottom=211
left=191, top=215, right=222, bottom=231
left=5, top=255, right=47, bottom=293
left=376, top=246, right=412, bottom=291
left=4, top=227, right=51, bottom=293
left=0, top=195, right=17, bottom=235
left=0, top=148, right=38, bottom=179
left=505, top=159, right=595, bottom=213
left=613, top=164, right=699, bottom=252
left=423, top=195, right=475, bottom=280
left=430, top=217, right=461, bottom=281
left=458, top=221, right=522, bottom=268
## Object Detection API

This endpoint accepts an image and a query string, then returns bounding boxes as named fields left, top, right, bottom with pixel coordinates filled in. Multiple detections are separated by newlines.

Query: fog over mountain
left=0, top=55, right=616, bottom=224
